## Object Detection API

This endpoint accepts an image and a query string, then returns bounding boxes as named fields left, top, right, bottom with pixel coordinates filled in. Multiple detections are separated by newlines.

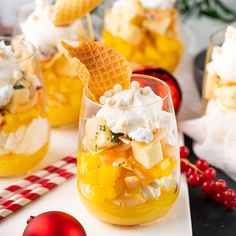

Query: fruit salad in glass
left=103, top=0, right=183, bottom=72
left=204, top=25, right=236, bottom=110
left=0, top=37, right=50, bottom=177
left=19, top=0, right=96, bottom=126
left=78, top=77, right=180, bottom=226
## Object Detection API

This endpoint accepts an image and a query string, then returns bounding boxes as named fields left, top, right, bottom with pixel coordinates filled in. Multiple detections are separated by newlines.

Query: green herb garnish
left=99, top=124, right=106, bottom=131
left=118, top=162, right=126, bottom=167
left=13, top=84, right=24, bottom=90
left=176, top=0, right=236, bottom=23
left=95, top=132, right=99, bottom=139
left=111, top=133, right=123, bottom=143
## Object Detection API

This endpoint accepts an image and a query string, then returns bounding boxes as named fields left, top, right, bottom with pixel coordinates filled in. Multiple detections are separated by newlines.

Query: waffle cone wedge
left=58, top=42, right=90, bottom=86
left=54, top=0, right=102, bottom=26
left=59, top=41, right=132, bottom=101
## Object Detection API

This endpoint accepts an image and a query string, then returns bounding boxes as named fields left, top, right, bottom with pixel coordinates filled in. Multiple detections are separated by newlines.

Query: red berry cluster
left=180, top=146, right=236, bottom=210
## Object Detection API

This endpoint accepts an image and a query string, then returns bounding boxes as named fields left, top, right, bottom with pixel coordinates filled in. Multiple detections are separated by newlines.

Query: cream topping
left=206, top=100, right=236, bottom=116
left=207, top=25, right=236, bottom=82
left=112, top=0, right=140, bottom=13
left=141, top=181, right=161, bottom=199
left=112, top=0, right=175, bottom=11
left=97, top=82, right=175, bottom=144
left=139, top=0, right=175, bottom=9
left=0, top=85, right=14, bottom=107
left=21, top=0, right=84, bottom=59
left=0, top=41, right=22, bottom=88
left=0, top=117, right=49, bottom=156
left=156, top=175, right=176, bottom=189
left=128, top=128, right=153, bottom=143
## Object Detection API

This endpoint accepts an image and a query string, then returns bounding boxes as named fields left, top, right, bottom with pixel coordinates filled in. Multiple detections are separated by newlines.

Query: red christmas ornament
left=23, top=211, right=86, bottom=236
left=133, top=68, right=182, bottom=113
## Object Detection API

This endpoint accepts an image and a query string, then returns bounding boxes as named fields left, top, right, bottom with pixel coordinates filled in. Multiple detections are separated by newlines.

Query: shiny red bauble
left=133, top=68, right=182, bottom=113
left=23, top=211, right=86, bottom=236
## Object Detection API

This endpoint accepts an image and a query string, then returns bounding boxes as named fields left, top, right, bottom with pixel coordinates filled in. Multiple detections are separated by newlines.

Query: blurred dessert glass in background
left=17, top=0, right=94, bottom=127
left=181, top=25, right=236, bottom=180
left=102, top=0, right=183, bottom=72
left=204, top=25, right=236, bottom=110
left=0, top=37, right=50, bottom=177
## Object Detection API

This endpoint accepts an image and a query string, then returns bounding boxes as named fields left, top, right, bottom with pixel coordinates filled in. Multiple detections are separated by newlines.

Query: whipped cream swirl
left=97, top=82, right=175, bottom=144
left=140, top=0, right=175, bottom=9
left=0, top=41, right=22, bottom=88
left=0, top=41, right=23, bottom=106
left=207, top=25, right=236, bottom=82
left=21, top=0, right=84, bottom=59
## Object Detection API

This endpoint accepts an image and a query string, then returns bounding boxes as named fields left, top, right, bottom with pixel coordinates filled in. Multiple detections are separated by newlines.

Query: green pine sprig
left=176, top=0, right=236, bottom=22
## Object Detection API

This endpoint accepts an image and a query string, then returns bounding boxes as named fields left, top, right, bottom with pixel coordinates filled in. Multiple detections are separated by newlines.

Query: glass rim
left=83, top=74, right=171, bottom=109
left=0, top=36, right=36, bottom=69
left=209, top=24, right=236, bottom=45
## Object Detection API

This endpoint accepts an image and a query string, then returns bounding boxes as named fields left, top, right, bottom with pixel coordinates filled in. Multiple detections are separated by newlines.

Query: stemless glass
left=203, top=27, right=225, bottom=101
left=14, top=1, right=94, bottom=127
left=77, top=74, right=180, bottom=226
left=0, top=37, right=50, bottom=177
left=102, top=5, right=183, bottom=72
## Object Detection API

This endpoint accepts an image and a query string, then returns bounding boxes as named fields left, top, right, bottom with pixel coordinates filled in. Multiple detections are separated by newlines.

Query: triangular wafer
left=59, top=41, right=132, bottom=100
left=53, top=0, right=102, bottom=26
left=59, top=41, right=90, bottom=86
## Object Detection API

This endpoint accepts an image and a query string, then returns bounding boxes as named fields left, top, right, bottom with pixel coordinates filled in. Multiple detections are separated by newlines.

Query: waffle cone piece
left=59, top=42, right=90, bottom=86
left=59, top=41, right=132, bottom=101
left=54, top=0, right=102, bottom=26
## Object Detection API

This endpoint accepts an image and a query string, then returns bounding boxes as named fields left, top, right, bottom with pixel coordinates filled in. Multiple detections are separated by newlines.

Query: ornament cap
left=27, top=215, right=35, bottom=224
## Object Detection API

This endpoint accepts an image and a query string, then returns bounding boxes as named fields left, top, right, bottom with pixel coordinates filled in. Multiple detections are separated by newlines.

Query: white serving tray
left=0, top=127, right=192, bottom=236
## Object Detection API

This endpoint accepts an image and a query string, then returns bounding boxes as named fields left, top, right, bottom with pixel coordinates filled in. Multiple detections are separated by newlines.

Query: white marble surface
left=0, top=128, right=192, bottom=236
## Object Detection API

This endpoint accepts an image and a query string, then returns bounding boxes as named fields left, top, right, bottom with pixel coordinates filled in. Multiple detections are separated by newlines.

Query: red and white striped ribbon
left=0, top=156, right=76, bottom=203
left=0, top=162, right=76, bottom=210
left=0, top=167, right=76, bottom=221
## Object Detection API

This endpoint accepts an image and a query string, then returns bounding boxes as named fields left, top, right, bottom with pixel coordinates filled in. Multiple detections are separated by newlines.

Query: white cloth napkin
left=179, top=101, right=236, bottom=180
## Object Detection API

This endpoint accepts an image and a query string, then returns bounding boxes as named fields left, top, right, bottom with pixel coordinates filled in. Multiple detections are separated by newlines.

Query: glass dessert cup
left=15, top=1, right=95, bottom=127
left=77, top=74, right=180, bottom=226
left=203, top=25, right=236, bottom=109
left=203, top=27, right=224, bottom=101
left=102, top=4, right=183, bottom=72
left=39, top=54, right=84, bottom=127
left=0, top=37, right=50, bottom=177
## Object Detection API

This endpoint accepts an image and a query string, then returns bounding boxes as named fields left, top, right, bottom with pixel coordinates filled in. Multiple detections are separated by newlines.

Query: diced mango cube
left=159, top=158, right=173, bottom=176
left=84, top=153, right=101, bottom=170
left=156, top=35, right=172, bottom=53
left=98, top=165, right=122, bottom=187
left=3, top=107, right=39, bottom=132
left=59, top=76, right=83, bottom=94
left=169, top=38, right=183, bottom=52
left=115, top=42, right=133, bottom=60
left=91, top=165, right=124, bottom=201
left=132, top=51, right=144, bottom=64
left=69, top=93, right=81, bottom=107
left=103, top=31, right=116, bottom=48
left=132, top=140, right=163, bottom=169
left=83, top=170, right=99, bottom=185
left=144, top=45, right=159, bottom=63
left=84, top=117, right=116, bottom=153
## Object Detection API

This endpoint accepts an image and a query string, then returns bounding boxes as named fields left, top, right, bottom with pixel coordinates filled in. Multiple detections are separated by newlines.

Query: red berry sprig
left=180, top=146, right=236, bottom=210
